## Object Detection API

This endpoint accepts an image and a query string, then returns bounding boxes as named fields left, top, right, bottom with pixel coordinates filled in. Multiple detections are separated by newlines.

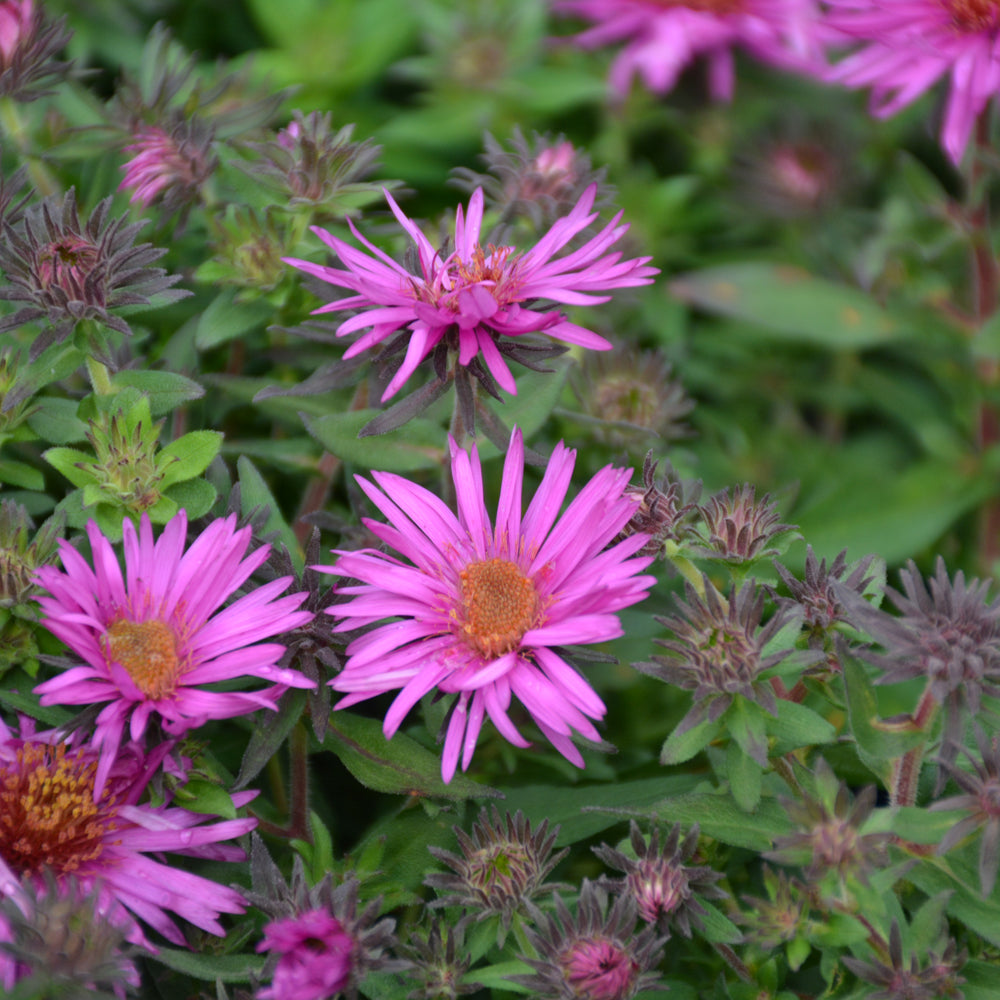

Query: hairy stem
left=889, top=685, right=938, bottom=807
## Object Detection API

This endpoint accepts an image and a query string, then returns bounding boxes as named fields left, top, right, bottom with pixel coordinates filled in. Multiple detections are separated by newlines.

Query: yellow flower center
left=945, top=0, right=1000, bottom=29
left=458, top=558, right=538, bottom=659
left=104, top=618, right=181, bottom=699
left=0, top=743, right=116, bottom=877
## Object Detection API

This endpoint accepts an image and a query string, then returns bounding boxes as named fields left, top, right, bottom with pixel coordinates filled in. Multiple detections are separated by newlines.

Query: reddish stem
left=889, top=684, right=938, bottom=807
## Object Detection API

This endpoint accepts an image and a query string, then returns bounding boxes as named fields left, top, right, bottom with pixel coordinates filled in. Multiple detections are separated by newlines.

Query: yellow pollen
left=0, top=743, right=116, bottom=877
left=458, top=558, right=538, bottom=659
left=104, top=618, right=180, bottom=699
left=944, top=0, right=1000, bottom=28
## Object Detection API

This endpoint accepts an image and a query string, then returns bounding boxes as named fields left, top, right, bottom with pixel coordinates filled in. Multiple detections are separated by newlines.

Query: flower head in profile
left=511, top=881, right=665, bottom=1000
left=324, top=426, right=654, bottom=782
left=551, top=0, right=825, bottom=101
left=593, top=821, right=725, bottom=937
left=0, top=190, right=188, bottom=359
left=285, top=185, right=657, bottom=402
left=0, top=716, right=255, bottom=953
left=826, top=0, right=1000, bottom=164
left=33, top=510, right=314, bottom=791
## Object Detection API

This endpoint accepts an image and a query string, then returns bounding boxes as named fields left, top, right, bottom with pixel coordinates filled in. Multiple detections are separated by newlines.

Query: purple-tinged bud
left=692, top=484, right=797, bottom=563
left=119, top=121, right=213, bottom=211
left=615, top=453, right=700, bottom=558
left=594, top=822, right=725, bottom=937
left=511, top=882, right=665, bottom=1000
left=0, top=0, right=70, bottom=101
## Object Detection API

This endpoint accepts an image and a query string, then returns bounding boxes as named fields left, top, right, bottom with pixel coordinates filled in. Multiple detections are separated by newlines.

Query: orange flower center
left=0, top=743, right=116, bottom=877
left=104, top=618, right=181, bottom=699
left=944, top=0, right=1000, bottom=29
left=458, top=558, right=538, bottom=659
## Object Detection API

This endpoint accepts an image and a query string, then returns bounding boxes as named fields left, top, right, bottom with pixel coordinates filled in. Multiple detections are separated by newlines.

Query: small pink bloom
left=564, top=938, right=640, bottom=1000
left=552, top=0, right=827, bottom=101
left=0, top=716, right=255, bottom=951
left=33, top=510, right=315, bottom=792
left=285, top=185, right=657, bottom=401
left=323, top=426, right=654, bottom=782
left=119, top=124, right=211, bottom=209
left=257, top=908, right=353, bottom=1000
left=826, top=0, right=1000, bottom=163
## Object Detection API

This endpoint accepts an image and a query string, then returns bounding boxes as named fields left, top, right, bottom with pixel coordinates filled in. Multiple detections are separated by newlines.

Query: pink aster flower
left=0, top=715, right=255, bottom=952
left=256, top=907, right=353, bottom=1000
left=552, top=0, right=826, bottom=101
left=284, top=184, right=657, bottom=401
left=826, top=0, right=1000, bottom=163
left=32, top=510, right=315, bottom=792
left=324, top=426, right=655, bottom=783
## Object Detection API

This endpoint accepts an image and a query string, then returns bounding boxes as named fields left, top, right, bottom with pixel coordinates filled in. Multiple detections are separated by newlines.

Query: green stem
left=0, top=97, right=59, bottom=198
left=663, top=542, right=706, bottom=597
left=85, top=354, right=113, bottom=395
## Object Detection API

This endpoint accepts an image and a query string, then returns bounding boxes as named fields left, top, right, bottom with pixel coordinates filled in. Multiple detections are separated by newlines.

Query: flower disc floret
left=33, top=510, right=315, bottom=792
left=285, top=185, right=657, bottom=401
left=323, top=426, right=654, bottom=782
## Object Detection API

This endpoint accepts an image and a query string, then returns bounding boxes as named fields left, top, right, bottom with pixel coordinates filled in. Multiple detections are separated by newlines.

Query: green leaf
left=464, top=960, right=536, bottom=994
left=669, top=263, right=904, bottom=350
left=303, top=410, right=445, bottom=471
left=503, top=774, right=702, bottom=847
left=321, top=711, right=500, bottom=801
left=727, top=740, right=762, bottom=812
left=26, top=397, right=88, bottom=444
left=151, top=948, right=265, bottom=983
left=195, top=288, right=272, bottom=350
left=109, top=369, right=204, bottom=415
left=0, top=459, right=44, bottom=490
left=164, top=478, right=217, bottom=519
left=0, top=689, right=74, bottom=726
left=908, top=858, right=1000, bottom=947
left=962, top=960, right=1000, bottom=1000
left=842, top=654, right=924, bottom=774
left=42, top=446, right=98, bottom=488
left=724, top=698, right=769, bottom=766
left=171, top=778, right=238, bottom=819
left=660, top=717, right=719, bottom=765
left=769, top=699, right=837, bottom=753
left=157, top=430, right=223, bottom=489
left=698, top=900, right=743, bottom=944
left=644, top=792, right=792, bottom=851
left=237, top=456, right=301, bottom=570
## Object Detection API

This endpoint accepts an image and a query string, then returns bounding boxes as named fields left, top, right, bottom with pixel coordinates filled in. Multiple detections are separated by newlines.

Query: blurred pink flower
left=256, top=908, right=353, bottom=1000
left=323, top=427, right=654, bottom=782
left=826, top=0, right=1000, bottom=163
left=285, top=184, right=657, bottom=400
left=0, top=716, right=255, bottom=952
left=552, top=0, right=826, bottom=100
left=119, top=123, right=212, bottom=209
left=33, top=511, right=314, bottom=792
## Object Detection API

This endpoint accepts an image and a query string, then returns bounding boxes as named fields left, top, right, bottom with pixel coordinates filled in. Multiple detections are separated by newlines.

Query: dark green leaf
left=151, top=948, right=265, bottom=983
left=320, top=711, right=500, bottom=800
left=303, top=410, right=445, bottom=471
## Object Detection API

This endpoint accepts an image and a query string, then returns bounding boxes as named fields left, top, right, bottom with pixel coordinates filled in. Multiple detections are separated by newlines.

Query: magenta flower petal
left=553, top=0, right=829, bottom=100
left=323, top=426, right=655, bottom=781
left=285, top=185, right=658, bottom=400
left=826, top=0, right=1000, bottom=163
left=33, top=511, right=314, bottom=788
